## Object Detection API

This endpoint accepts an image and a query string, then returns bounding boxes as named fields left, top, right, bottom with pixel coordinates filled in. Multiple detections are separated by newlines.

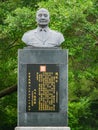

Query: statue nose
left=42, top=15, right=45, bottom=19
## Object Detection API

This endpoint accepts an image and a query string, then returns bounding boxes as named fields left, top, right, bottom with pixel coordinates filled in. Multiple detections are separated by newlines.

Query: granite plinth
left=18, top=47, right=68, bottom=126
left=15, top=127, right=70, bottom=130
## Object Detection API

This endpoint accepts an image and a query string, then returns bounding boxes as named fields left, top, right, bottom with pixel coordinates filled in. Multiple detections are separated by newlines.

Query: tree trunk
left=0, top=84, right=17, bottom=98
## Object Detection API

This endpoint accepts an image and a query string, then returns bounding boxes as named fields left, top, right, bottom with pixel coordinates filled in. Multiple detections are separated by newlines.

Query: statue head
left=36, top=8, right=50, bottom=26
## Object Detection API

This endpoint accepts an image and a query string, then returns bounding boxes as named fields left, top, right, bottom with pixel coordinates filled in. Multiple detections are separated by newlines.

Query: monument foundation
left=15, top=127, right=70, bottom=130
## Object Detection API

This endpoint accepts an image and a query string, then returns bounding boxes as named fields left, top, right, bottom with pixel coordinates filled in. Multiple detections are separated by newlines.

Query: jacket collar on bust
left=36, top=26, right=49, bottom=32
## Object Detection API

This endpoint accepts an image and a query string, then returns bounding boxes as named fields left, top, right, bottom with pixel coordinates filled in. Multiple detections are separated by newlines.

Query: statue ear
left=36, top=18, right=37, bottom=22
left=48, top=19, right=50, bottom=24
left=36, top=17, right=38, bottom=23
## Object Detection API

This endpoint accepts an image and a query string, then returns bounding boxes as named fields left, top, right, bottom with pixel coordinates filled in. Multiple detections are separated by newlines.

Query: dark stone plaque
left=26, top=64, right=59, bottom=112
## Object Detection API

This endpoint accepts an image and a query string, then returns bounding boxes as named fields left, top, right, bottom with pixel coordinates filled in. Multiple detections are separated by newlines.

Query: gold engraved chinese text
left=36, top=72, right=59, bottom=111
left=27, top=72, right=31, bottom=111
left=32, top=89, right=37, bottom=106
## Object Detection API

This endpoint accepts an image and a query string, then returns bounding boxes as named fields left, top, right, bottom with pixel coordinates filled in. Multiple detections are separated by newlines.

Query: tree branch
left=0, top=84, right=17, bottom=98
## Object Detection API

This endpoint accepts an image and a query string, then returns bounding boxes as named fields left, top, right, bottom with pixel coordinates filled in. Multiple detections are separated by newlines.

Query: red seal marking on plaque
left=40, top=65, right=46, bottom=72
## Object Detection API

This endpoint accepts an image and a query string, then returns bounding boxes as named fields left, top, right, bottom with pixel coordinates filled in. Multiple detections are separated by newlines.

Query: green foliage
left=0, top=0, right=98, bottom=129
left=0, top=93, right=17, bottom=130
left=69, top=98, right=92, bottom=130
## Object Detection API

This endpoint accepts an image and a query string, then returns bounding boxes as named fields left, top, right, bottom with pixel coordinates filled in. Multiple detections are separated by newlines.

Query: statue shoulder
left=49, top=29, right=65, bottom=44
left=50, top=29, right=61, bottom=34
left=23, top=29, right=36, bottom=36
left=22, top=29, right=37, bottom=44
left=50, top=29, right=64, bottom=37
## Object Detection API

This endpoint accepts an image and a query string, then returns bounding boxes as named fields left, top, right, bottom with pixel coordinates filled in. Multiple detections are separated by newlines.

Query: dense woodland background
left=0, top=0, right=98, bottom=130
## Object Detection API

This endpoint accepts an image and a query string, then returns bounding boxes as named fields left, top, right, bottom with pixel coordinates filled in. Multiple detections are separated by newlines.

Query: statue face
left=36, top=8, right=50, bottom=26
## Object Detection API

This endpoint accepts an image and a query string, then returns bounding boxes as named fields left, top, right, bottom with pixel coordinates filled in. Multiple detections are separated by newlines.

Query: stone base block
left=15, top=127, right=70, bottom=130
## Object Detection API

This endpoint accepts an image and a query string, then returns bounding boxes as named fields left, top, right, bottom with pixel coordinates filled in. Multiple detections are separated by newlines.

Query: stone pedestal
left=16, top=47, right=70, bottom=129
left=15, top=127, right=70, bottom=130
